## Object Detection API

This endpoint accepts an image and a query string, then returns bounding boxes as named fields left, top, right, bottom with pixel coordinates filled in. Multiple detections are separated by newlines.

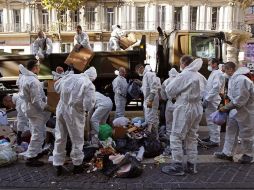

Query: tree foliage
left=231, top=0, right=253, bottom=9
left=42, top=0, right=86, bottom=12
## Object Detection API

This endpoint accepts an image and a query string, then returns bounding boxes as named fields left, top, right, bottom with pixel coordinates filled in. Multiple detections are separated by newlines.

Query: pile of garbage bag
left=83, top=116, right=163, bottom=178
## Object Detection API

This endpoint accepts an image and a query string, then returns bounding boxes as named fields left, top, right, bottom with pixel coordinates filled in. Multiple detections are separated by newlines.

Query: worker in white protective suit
left=215, top=62, right=254, bottom=164
left=201, top=58, right=225, bottom=147
left=90, top=92, right=113, bottom=134
left=112, top=67, right=128, bottom=119
left=109, top=25, right=125, bottom=51
left=33, top=31, right=53, bottom=60
left=135, top=64, right=160, bottom=137
left=2, top=94, right=30, bottom=145
left=53, top=67, right=96, bottom=176
left=18, top=61, right=53, bottom=167
left=160, top=68, right=179, bottom=155
left=52, top=66, right=74, bottom=80
left=74, top=25, right=92, bottom=51
left=161, top=56, right=203, bottom=176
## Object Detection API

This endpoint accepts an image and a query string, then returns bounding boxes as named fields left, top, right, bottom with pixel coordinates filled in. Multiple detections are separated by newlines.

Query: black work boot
left=201, top=136, right=210, bottom=142
left=185, top=162, right=197, bottom=174
left=55, top=166, right=63, bottom=176
left=238, top=154, right=253, bottom=164
left=214, top=152, right=233, bottom=161
left=200, top=140, right=219, bottom=148
left=73, top=165, right=84, bottom=174
left=161, top=163, right=185, bottom=176
left=25, top=157, right=44, bottom=167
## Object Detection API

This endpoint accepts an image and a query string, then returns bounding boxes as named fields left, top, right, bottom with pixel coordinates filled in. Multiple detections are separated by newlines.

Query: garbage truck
left=0, top=35, right=146, bottom=108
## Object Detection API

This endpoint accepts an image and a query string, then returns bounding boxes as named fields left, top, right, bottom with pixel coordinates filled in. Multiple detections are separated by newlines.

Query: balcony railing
left=0, top=21, right=251, bottom=33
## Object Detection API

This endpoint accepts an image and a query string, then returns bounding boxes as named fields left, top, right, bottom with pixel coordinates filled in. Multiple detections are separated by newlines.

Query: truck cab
left=157, top=30, right=225, bottom=80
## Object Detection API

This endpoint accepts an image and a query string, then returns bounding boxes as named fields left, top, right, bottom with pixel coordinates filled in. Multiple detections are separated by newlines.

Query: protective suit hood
left=143, top=65, right=152, bottom=75
left=185, top=58, right=203, bottom=72
left=112, top=25, right=118, bottom=30
left=18, top=64, right=36, bottom=77
left=12, top=93, right=19, bottom=104
left=84, top=67, right=97, bottom=81
left=233, top=67, right=250, bottom=76
left=168, top=68, right=179, bottom=77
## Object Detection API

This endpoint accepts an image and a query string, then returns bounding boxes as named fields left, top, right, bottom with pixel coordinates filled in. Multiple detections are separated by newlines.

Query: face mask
left=223, top=73, right=230, bottom=79
left=138, top=73, right=143, bottom=77
left=180, top=67, right=183, bottom=71
left=207, top=66, right=213, bottom=71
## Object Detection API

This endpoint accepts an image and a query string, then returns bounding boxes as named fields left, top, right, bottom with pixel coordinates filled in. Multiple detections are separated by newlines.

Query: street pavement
left=0, top=112, right=253, bottom=190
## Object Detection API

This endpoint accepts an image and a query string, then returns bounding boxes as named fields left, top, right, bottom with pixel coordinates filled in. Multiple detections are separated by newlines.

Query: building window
left=251, top=24, right=254, bottom=36
left=158, top=5, right=166, bottom=30
left=42, top=9, right=49, bottom=32
left=174, top=7, right=182, bottom=30
left=60, top=10, right=67, bottom=31
left=136, top=7, right=145, bottom=30
left=13, top=9, right=21, bottom=32
left=61, top=43, right=71, bottom=53
left=247, top=6, right=254, bottom=14
left=106, top=8, right=114, bottom=31
left=211, top=7, right=219, bottom=30
left=103, top=42, right=108, bottom=51
left=71, top=10, right=79, bottom=30
left=0, top=10, right=3, bottom=32
left=85, top=7, right=95, bottom=30
left=190, top=6, right=197, bottom=30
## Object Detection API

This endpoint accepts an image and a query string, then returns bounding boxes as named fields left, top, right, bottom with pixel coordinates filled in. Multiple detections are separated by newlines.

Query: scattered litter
left=154, top=155, right=168, bottom=164
left=0, top=143, right=17, bottom=167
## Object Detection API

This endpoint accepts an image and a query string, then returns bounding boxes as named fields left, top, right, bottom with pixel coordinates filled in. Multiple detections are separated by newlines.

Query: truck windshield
left=191, top=36, right=216, bottom=58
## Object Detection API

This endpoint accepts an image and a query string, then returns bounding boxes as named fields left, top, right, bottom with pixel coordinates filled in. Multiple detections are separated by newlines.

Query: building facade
left=244, top=3, right=254, bottom=68
left=0, top=0, right=252, bottom=66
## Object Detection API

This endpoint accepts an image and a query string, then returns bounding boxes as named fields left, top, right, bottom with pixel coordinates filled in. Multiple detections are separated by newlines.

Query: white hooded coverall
left=141, top=67, right=160, bottom=127
left=204, top=69, right=225, bottom=143
left=109, top=25, right=125, bottom=51
left=222, top=67, right=254, bottom=157
left=33, top=37, right=53, bottom=59
left=18, top=65, right=50, bottom=158
left=90, top=92, right=113, bottom=133
left=160, top=68, right=179, bottom=137
left=112, top=75, right=128, bottom=118
left=12, top=93, right=29, bottom=132
left=166, top=59, right=203, bottom=164
left=74, top=31, right=92, bottom=50
left=53, top=69, right=96, bottom=166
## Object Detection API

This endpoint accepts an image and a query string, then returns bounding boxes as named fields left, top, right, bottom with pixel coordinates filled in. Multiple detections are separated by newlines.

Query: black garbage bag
left=143, top=138, right=163, bottom=158
left=114, top=138, right=127, bottom=153
left=115, top=138, right=141, bottom=154
left=127, top=80, right=142, bottom=100
left=103, top=154, right=143, bottom=178
left=116, top=156, right=143, bottom=178
left=83, top=146, right=99, bottom=162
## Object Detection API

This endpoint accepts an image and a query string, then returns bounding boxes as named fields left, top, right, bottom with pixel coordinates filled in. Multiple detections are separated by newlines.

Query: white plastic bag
left=113, top=117, right=130, bottom=127
left=0, top=143, right=17, bottom=167
left=0, top=109, right=8, bottom=126
left=210, top=111, right=228, bottom=126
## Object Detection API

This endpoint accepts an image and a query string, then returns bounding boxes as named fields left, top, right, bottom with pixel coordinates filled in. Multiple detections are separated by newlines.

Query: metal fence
left=0, top=21, right=251, bottom=33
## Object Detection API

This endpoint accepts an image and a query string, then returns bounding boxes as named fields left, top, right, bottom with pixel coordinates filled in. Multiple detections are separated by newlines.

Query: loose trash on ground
left=0, top=143, right=17, bottom=167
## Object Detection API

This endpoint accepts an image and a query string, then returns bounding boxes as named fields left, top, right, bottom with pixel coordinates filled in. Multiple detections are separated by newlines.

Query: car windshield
left=191, top=36, right=216, bottom=58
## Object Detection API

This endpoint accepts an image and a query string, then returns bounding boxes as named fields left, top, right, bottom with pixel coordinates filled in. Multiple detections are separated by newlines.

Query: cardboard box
left=112, top=126, right=128, bottom=139
left=65, top=45, right=94, bottom=72
left=47, top=80, right=60, bottom=109
left=119, top=33, right=137, bottom=50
